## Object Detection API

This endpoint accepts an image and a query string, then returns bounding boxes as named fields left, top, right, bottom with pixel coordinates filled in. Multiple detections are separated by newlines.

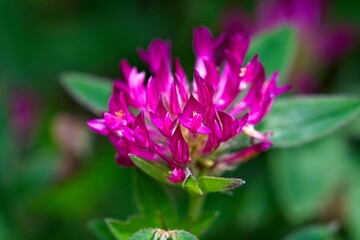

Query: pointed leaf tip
left=197, top=176, right=245, bottom=193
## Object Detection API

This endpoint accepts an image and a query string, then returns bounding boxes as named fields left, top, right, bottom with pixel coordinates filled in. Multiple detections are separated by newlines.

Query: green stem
left=188, top=193, right=206, bottom=221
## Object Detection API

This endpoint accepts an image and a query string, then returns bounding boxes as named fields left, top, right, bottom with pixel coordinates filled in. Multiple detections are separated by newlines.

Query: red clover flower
left=87, top=26, right=290, bottom=183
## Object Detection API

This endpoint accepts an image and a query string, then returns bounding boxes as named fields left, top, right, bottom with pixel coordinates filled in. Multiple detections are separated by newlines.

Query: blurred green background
left=1, top=0, right=360, bottom=239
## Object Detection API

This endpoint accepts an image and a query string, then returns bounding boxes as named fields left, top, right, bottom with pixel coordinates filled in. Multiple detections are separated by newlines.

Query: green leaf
left=133, top=170, right=178, bottom=229
left=33, top=153, right=127, bottom=220
left=269, top=136, right=351, bottom=223
left=344, top=167, right=360, bottom=240
left=197, top=176, right=245, bottom=193
left=246, top=26, right=297, bottom=85
left=87, top=219, right=116, bottom=240
left=236, top=175, right=274, bottom=231
left=186, top=211, right=219, bottom=236
left=284, top=223, right=339, bottom=240
left=183, top=175, right=203, bottom=195
left=17, top=147, right=58, bottom=197
left=129, top=229, right=198, bottom=240
left=130, top=155, right=174, bottom=186
left=129, top=229, right=155, bottom=240
left=175, top=230, right=199, bottom=240
left=259, top=96, right=360, bottom=147
left=60, top=72, right=112, bottom=115
left=0, top=215, right=15, bottom=240
left=130, top=155, right=203, bottom=195
left=106, top=216, right=155, bottom=240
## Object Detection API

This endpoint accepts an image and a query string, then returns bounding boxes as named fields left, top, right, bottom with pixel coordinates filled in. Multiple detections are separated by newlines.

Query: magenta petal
left=223, top=141, right=272, bottom=164
left=169, top=126, right=189, bottom=165
left=146, top=77, right=159, bottom=112
left=197, top=124, right=212, bottom=134
left=119, top=59, right=132, bottom=80
left=179, top=95, right=212, bottom=134
left=104, top=113, right=124, bottom=131
left=149, top=98, right=176, bottom=138
left=203, top=60, right=220, bottom=88
left=248, top=72, right=290, bottom=125
left=153, top=144, right=175, bottom=168
left=109, top=91, right=133, bottom=124
left=218, top=111, right=236, bottom=141
left=227, top=34, right=249, bottom=65
left=177, top=115, right=193, bottom=130
left=174, top=58, right=189, bottom=103
left=193, top=26, right=224, bottom=59
left=238, top=113, right=249, bottom=132
left=178, top=114, right=211, bottom=134
left=149, top=111, right=163, bottom=133
left=154, top=96, right=168, bottom=119
left=154, top=58, right=173, bottom=94
left=217, top=111, right=247, bottom=141
left=193, top=26, right=216, bottom=58
left=138, top=39, right=171, bottom=74
left=116, top=151, right=134, bottom=167
left=87, top=119, right=109, bottom=135
left=202, top=118, right=222, bottom=152
left=128, top=68, right=145, bottom=88
left=240, top=55, right=262, bottom=85
left=133, top=111, right=151, bottom=148
left=110, top=137, right=134, bottom=166
left=167, top=168, right=186, bottom=183
left=194, top=70, right=214, bottom=106
left=169, top=82, right=182, bottom=115
left=126, top=69, right=146, bottom=108
left=230, top=58, right=266, bottom=117
left=118, top=125, right=135, bottom=142
left=224, top=50, right=242, bottom=76
left=213, top=119, right=222, bottom=140
left=182, top=95, right=205, bottom=119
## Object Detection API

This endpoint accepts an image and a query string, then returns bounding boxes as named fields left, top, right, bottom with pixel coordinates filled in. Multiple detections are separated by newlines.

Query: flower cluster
left=88, top=26, right=289, bottom=183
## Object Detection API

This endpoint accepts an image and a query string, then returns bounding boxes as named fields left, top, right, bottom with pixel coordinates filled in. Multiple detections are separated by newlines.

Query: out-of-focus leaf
left=344, top=167, right=360, bottom=240
left=0, top=215, right=14, bottom=240
left=16, top=147, right=58, bottom=196
left=184, top=176, right=203, bottom=195
left=246, top=26, right=297, bottom=85
left=269, top=136, right=350, bottom=223
left=0, top=102, right=18, bottom=189
left=197, top=176, right=245, bottom=193
left=129, top=229, right=155, bottom=240
left=60, top=72, right=112, bottom=115
left=106, top=216, right=155, bottom=240
left=130, top=155, right=174, bottom=186
left=259, top=96, right=360, bottom=147
left=175, top=230, right=199, bottom=240
left=133, top=170, right=178, bottom=228
left=186, top=211, right=219, bottom=236
left=284, top=223, right=339, bottom=240
left=236, top=175, right=274, bottom=231
left=87, top=219, right=116, bottom=240
left=34, top=155, right=126, bottom=220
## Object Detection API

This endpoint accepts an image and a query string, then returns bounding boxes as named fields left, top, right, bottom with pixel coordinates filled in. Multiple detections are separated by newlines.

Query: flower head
left=88, top=26, right=289, bottom=183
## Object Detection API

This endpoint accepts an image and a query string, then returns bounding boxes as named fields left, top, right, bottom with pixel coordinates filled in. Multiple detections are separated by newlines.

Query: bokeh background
left=1, top=0, right=360, bottom=239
